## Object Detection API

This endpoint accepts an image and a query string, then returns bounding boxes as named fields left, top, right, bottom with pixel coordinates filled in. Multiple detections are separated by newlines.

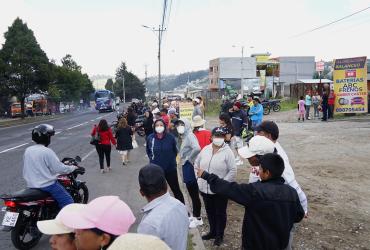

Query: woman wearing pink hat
left=59, top=196, right=136, bottom=250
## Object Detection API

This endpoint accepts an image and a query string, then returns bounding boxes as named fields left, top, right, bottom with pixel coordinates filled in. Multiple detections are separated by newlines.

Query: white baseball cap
left=108, top=233, right=170, bottom=250
left=238, top=135, right=275, bottom=159
left=37, top=203, right=83, bottom=235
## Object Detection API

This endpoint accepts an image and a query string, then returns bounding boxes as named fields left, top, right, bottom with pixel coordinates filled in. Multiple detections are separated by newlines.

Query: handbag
left=132, top=139, right=138, bottom=149
left=132, top=134, right=138, bottom=149
left=90, top=130, right=101, bottom=145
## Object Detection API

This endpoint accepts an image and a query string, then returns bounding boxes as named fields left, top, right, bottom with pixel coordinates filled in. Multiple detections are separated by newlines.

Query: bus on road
left=94, top=90, right=116, bottom=113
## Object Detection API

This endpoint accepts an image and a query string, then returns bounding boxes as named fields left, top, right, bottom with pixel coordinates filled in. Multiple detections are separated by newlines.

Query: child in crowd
left=196, top=153, right=305, bottom=250
left=298, top=96, right=306, bottom=122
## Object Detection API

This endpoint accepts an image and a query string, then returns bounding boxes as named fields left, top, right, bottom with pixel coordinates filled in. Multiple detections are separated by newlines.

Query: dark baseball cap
left=138, top=164, right=167, bottom=195
left=255, top=121, right=279, bottom=140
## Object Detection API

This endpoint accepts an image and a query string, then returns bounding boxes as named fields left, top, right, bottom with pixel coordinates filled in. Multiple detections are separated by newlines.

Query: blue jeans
left=41, top=181, right=74, bottom=208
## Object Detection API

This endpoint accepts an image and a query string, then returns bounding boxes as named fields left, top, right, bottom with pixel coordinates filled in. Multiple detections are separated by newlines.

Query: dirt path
left=201, top=110, right=370, bottom=250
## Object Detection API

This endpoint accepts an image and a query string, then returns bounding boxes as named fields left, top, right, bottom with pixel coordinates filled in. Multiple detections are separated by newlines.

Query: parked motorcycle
left=0, top=156, right=88, bottom=250
left=270, top=100, right=281, bottom=112
left=134, top=115, right=145, bottom=137
left=261, top=101, right=271, bottom=115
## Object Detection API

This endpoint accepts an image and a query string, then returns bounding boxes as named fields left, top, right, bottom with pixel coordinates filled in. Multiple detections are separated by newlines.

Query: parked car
left=351, top=97, right=365, bottom=105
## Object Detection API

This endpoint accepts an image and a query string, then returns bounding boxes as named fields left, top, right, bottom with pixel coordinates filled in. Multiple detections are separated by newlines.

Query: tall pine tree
left=0, top=18, right=52, bottom=118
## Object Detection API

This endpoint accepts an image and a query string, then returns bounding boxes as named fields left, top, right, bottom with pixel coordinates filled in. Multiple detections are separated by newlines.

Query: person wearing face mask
left=194, top=127, right=237, bottom=246
left=175, top=118, right=203, bottom=228
left=238, top=135, right=276, bottom=183
left=146, top=119, right=185, bottom=204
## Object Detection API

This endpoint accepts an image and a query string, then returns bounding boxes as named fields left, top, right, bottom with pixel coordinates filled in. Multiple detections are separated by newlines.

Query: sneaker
left=201, top=232, right=216, bottom=240
left=100, top=169, right=105, bottom=174
left=189, top=217, right=203, bottom=228
left=107, top=167, right=112, bottom=172
left=143, top=143, right=146, bottom=147
left=122, top=162, right=126, bottom=166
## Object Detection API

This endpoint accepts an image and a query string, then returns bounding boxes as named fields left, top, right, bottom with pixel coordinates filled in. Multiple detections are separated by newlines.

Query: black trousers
left=328, top=104, right=334, bottom=118
left=96, top=144, right=111, bottom=169
left=201, top=192, right=228, bottom=238
left=186, top=182, right=201, bottom=217
left=165, top=170, right=185, bottom=204
left=322, top=104, right=328, bottom=121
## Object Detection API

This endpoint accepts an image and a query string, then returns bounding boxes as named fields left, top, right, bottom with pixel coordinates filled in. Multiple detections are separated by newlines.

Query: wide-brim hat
left=191, top=115, right=205, bottom=127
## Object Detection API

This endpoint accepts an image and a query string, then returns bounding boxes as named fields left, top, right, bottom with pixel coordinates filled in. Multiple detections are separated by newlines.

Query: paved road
left=0, top=107, right=148, bottom=249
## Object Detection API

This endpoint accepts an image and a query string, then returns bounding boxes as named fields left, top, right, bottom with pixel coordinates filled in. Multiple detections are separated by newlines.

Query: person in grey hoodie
left=175, top=118, right=203, bottom=228
left=194, top=126, right=237, bottom=246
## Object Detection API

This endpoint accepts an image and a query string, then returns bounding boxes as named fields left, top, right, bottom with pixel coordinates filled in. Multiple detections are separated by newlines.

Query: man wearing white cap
left=192, top=97, right=203, bottom=119
left=238, top=135, right=276, bottom=183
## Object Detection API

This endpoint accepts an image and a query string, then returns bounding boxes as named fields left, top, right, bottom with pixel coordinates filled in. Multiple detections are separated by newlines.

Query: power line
left=290, top=6, right=370, bottom=38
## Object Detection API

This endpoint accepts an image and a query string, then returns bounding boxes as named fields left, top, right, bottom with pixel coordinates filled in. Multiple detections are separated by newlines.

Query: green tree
left=113, top=62, right=145, bottom=100
left=0, top=18, right=52, bottom=118
left=105, top=78, right=114, bottom=91
left=53, top=55, right=94, bottom=103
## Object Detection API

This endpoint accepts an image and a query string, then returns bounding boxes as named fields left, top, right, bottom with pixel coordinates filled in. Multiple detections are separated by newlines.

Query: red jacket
left=161, top=114, right=170, bottom=127
left=194, top=129, right=212, bottom=149
left=328, top=93, right=336, bottom=105
left=91, top=126, right=116, bottom=146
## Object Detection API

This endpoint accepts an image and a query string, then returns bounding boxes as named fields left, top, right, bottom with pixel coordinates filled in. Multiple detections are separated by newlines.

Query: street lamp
left=232, top=45, right=254, bottom=98
left=142, top=25, right=166, bottom=106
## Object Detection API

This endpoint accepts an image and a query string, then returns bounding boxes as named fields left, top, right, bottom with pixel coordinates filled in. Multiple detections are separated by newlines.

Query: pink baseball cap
left=60, top=196, right=136, bottom=236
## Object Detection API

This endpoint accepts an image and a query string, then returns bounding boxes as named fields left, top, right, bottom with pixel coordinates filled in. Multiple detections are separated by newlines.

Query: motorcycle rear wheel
left=77, top=183, right=89, bottom=204
left=263, top=106, right=271, bottom=115
left=11, top=215, right=42, bottom=250
left=273, top=104, right=281, bottom=112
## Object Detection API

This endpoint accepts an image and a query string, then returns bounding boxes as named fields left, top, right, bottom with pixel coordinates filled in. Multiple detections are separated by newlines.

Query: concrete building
left=277, top=56, right=315, bottom=96
left=209, top=57, right=257, bottom=90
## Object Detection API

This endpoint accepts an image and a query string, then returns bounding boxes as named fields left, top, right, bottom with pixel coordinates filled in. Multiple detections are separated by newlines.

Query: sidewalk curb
left=177, top=164, right=206, bottom=250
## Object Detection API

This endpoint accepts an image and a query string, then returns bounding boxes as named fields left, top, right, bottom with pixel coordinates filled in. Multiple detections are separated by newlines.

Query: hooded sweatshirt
left=146, top=120, right=178, bottom=173
left=195, top=143, right=237, bottom=194
left=178, top=118, right=201, bottom=165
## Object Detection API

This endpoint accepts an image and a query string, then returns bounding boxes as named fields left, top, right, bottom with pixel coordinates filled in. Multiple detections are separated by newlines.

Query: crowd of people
left=24, top=96, right=308, bottom=250
left=297, top=89, right=336, bottom=122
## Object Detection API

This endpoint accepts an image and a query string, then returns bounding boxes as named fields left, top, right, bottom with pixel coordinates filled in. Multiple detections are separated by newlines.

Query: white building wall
left=279, top=56, right=315, bottom=96
left=219, top=57, right=257, bottom=79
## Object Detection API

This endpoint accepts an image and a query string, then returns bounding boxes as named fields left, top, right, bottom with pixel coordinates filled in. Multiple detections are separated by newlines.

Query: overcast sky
left=0, top=0, right=369, bottom=78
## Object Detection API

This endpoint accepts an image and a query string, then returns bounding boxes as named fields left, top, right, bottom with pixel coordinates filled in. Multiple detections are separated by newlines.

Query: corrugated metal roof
left=297, top=79, right=333, bottom=84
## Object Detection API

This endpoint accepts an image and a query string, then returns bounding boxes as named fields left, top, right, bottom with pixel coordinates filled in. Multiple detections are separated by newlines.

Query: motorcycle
left=0, top=156, right=88, bottom=250
left=270, top=99, right=281, bottom=112
left=134, top=115, right=145, bottom=137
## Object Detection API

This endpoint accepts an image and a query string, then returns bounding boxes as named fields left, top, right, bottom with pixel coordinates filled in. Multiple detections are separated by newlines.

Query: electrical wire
left=290, top=6, right=370, bottom=38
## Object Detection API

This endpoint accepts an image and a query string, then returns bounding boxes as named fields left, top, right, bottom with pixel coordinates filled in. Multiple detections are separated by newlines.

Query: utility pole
left=158, top=25, right=162, bottom=107
left=241, top=46, right=244, bottom=98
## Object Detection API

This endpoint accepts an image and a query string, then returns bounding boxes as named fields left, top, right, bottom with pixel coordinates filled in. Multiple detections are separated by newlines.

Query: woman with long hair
left=116, top=118, right=133, bottom=166
left=91, top=119, right=116, bottom=173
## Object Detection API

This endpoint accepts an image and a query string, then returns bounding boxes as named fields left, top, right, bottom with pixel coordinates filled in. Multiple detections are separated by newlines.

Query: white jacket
left=275, top=142, right=308, bottom=213
left=248, top=142, right=308, bottom=213
left=195, top=143, right=237, bottom=194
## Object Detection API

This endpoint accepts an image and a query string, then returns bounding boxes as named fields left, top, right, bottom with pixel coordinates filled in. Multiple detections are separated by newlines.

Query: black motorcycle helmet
left=32, top=124, right=55, bottom=147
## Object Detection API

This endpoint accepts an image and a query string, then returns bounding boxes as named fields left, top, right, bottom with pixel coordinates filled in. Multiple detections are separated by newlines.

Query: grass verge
left=205, top=100, right=222, bottom=117
left=280, top=100, right=297, bottom=112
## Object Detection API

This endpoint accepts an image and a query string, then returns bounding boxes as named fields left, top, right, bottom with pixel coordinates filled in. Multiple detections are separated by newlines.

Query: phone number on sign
left=336, top=107, right=365, bottom=112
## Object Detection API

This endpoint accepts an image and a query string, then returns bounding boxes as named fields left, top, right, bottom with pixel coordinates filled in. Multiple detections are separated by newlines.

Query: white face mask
left=212, top=138, right=224, bottom=146
left=177, top=125, right=185, bottom=134
left=155, top=126, right=165, bottom=134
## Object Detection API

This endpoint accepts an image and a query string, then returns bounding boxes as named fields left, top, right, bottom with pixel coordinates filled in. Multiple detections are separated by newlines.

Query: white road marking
left=0, top=143, right=29, bottom=154
left=55, top=131, right=62, bottom=135
left=66, top=122, right=89, bottom=130
left=81, top=148, right=96, bottom=161
left=91, top=119, right=95, bottom=122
